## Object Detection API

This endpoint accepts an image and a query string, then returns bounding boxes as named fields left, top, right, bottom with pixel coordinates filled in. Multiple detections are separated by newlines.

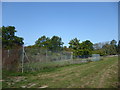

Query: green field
left=2, top=56, right=118, bottom=88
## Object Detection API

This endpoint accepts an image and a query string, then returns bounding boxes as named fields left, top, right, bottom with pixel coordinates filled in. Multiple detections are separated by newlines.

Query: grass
left=2, top=56, right=118, bottom=88
left=21, top=58, right=90, bottom=72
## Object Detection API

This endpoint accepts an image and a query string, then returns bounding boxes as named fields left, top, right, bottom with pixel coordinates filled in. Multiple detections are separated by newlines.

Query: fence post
left=61, top=52, right=62, bottom=60
left=22, top=46, right=24, bottom=73
left=71, top=52, right=73, bottom=60
left=7, top=49, right=9, bottom=58
left=46, top=49, right=47, bottom=62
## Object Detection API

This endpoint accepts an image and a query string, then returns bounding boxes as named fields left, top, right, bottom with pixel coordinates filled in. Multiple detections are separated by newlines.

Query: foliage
left=2, top=25, right=118, bottom=56
left=35, top=35, right=64, bottom=52
left=50, top=36, right=64, bottom=51
left=92, top=40, right=118, bottom=56
left=63, top=46, right=72, bottom=52
left=35, top=35, right=50, bottom=48
left=69, top=38, right=80, bottom=50
left=69, top=38, right=93, bottom=58
left=68, top=38, right=118, bottom=57
left=1, top=26, right=24, bottom=49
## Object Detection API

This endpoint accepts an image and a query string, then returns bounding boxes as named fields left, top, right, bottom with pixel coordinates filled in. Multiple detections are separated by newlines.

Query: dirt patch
left=27, top=83, right=36, bottom=88
left=12, top=76, right=26, bottom=82
left=39, top=85, right=48, bottom=88
left=0, top=79, right=4, bottom=82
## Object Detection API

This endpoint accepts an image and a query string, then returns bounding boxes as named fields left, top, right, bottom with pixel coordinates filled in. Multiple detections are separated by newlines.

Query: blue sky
left=2, top=2, right=118, bottom=46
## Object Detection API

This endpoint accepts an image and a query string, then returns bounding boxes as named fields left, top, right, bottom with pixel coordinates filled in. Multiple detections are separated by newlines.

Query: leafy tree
left=92, top=49, right=105, bottom=56
left=110, top=39, right=117, bottom=54
left=110, top=39, right=117, bottom=46
left=35, top=35, right=64, bottom=52
left=35, top=35, right=50, bottom=49
left=63, top=46, right=72, bottom=52
left=102, top=40, right=117, bottom=55
left=93, top=42, right=104, bottom=50
left=102, top=43, right=111, bottom=55
left=93, top=40, right=118, bottom=56
left=81, top=40, right=93, bottom=50
left=69, top=38, right=80, bottom=58
left=50, top=36, right=64, bottom=52
left=2, top=26, right=24, bottom=49
left=69, top=39, right=93, bottom=58
left=79, top=40, right=93, bottom=58
left=69, top=38, right=80, bottom=50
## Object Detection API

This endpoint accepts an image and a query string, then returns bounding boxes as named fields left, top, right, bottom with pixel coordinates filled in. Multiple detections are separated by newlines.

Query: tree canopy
left=92, top=40, right=118, bottom=56
left=1, top=26, right=24, bottom=49
left=69, top=38, right=93, bottom=58
left=35, top=35, right=64, bottom=52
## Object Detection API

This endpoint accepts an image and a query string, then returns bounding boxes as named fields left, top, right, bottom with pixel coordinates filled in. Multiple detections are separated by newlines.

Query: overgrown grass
left=22, top=58, right=91, bottom=72
left=2, top=56, right=118, bottom=88
left=3, top=61, right=90, bottom=77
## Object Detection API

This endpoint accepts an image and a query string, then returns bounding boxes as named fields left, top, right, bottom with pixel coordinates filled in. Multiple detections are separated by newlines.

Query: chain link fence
left=2, top=47, right=101, bottom=72
left=2, top=47, right=73, bottom=72
left=2, top=48, right=22, bottom=71
left=23, top=48, right=73, bottom=72
left=25, top=48, right=72, bottom=62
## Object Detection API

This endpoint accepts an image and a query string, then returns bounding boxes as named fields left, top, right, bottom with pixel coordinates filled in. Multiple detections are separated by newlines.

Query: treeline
left=1, top=26, right=119, bottom=58
left=68, top=38, right=118, bottom=58
left=92, top=41, right=118, bottom=56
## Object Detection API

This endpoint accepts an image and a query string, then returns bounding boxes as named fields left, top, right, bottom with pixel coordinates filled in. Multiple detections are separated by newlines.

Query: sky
left=2, top=2, right=118, bottom=47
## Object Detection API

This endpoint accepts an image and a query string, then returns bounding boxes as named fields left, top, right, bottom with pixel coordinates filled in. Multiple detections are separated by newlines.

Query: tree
left=79, top=40, right=93, bottom=58
left=102, top=43, right=111, bottom=55
left=63, top=46, right=72, bottom=52
left=50, top=36, right=64, bottom=52
left=110, top=39, right=117, bottom=46
left=110, top=39, right=117, bottom=55
left=93, top=42, right=104, bottom=50
left=81, top=40, right=93, bottom=50
left=69, top=39, right=93, bottom=58
left=69, top=38, right=80, bottom=58
left=101, top=40, right=117, bottom=55
left=69, top=38, right=80, bottom=50
left=35, top=35, right=64, bottom=52
left=92, top=49, right=105, bottom=56
left=35, top=35, right=50, bottom=49
left=2, top=26, right=24, bottom=49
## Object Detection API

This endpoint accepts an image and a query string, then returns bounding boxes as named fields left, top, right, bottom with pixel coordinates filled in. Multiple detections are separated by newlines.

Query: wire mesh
left=2, top=48, right=22, bottom=71
left=2, top=47, right=101, bottom=73
left=91, top=54, right=100, bottom=61
left=23, top=48, right=73, bottom=72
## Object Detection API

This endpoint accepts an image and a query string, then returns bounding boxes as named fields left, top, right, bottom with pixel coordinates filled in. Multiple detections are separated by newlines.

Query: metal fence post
left=22, top=46, right=24, bottom=73
left=46, top=49, right=47, bottom=62
left=7, top=49, right=9, bottom=58
left=71, top=52, right=73, bottom=60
